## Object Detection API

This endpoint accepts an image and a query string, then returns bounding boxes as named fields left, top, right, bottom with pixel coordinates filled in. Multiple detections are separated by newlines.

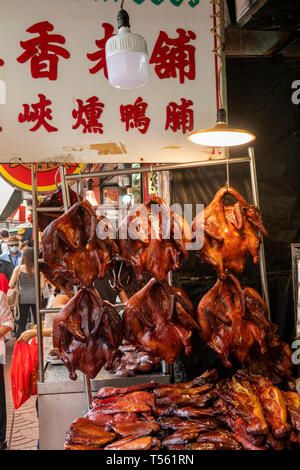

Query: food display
left=196, top=273, right=293, bottom=383
left=111, top=342, right=161, bottom=377
left=42, top=200, right=119, bottom=288
left=118, top=195, right=191, bottom=282
left=50, top=287, right=123, bottom=380
left=64, top=369, right=300, bottom=450
left=123, top=278, right=199, bottom=364
left=38, top=187, right=80, bottom=232
left=192, top=186, right=268, bottom=278
left=37, top=186, right=299, bottom=451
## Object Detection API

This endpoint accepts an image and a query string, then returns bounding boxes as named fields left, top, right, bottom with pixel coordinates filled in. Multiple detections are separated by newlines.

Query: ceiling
left=225, top=0, right=300, bottom=58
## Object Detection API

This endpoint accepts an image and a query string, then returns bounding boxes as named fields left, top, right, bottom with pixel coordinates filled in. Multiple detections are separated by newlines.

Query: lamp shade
left=187, top=108, right=256, bottom=147
left=105, top=9, right=149, bottom=89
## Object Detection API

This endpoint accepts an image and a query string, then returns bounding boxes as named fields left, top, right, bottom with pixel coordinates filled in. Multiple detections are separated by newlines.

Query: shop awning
left=0, top=189, right=23, bottom=222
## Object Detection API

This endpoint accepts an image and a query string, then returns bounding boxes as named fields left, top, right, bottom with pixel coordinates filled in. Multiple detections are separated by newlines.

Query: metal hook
left=117, top=261, right=130, bottom=288
left=109, top=266, right=117, bottom=290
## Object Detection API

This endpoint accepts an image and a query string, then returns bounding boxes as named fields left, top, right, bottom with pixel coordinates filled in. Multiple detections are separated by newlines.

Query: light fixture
left=187, top=108, right=256, bottom=147
left=85, top=178, right=98, bottom=207
left=187, top=1, right=256, bottom=148
left=105, top=1, right=149, bottom=89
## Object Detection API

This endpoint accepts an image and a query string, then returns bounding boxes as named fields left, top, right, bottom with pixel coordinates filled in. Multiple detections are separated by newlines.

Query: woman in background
left=9, top=248, right=45, bottom=339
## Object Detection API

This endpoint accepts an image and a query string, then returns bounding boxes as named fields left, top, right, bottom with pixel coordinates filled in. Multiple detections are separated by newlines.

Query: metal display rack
left=31, top=145, right=270, bottom=410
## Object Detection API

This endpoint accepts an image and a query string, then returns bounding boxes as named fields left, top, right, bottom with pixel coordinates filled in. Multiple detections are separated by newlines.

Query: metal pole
left=248, top=146, right=271, bottom=316
left=65, top=157, right=251, bottom=181
left=31, top=164, right=44, bottom=382
left=59, top=165, right=93, bottom=410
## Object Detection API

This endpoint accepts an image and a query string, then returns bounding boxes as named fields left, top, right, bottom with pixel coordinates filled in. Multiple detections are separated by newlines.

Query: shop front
left=1, top=0, right=300, bottom=453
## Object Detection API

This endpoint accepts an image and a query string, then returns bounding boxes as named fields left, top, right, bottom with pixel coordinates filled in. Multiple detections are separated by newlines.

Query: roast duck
left=64, top=369, right=300, bottom=450
left=50, top=287, right=123, bottom=380
left=111, top=342, right=161, bottom=377
left=38, top=187, right=80, bottom=232
left=192, top=186, right=268, bottom=279
left=118, top=195, right=191, bottom=282
left=42, top=199, right=119, bottom=288
left=123, top=277, right=200, bottom=365
left=196, top=273, right=293, bottom=383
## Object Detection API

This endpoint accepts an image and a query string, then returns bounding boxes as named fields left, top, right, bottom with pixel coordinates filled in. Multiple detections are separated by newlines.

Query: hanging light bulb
left=187, top=108, right=256, bottom=147
left=105, top=2, right=149, bottom=89
left=85, top=179, right=98, bottom=207
left=188, top=1, right=255, bottom=148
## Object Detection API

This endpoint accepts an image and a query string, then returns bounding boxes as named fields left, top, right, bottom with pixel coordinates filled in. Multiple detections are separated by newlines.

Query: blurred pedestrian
left=0, top=236, right=22, bottom=270
left=9, top=248, right=45, bottom=339
left=0, top=290, right=14, bottom=450
left=0, top=230, right=9, bottom=256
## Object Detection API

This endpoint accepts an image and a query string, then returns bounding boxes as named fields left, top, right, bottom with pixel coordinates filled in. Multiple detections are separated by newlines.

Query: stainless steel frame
left=31, top=147, right=270, bottom=409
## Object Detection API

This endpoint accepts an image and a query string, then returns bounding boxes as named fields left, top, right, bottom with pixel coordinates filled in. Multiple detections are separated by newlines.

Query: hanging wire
left=210, top=0, right=224, bottom=111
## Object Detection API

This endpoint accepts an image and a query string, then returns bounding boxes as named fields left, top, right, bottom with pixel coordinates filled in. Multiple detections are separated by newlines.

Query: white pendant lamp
left=85, top=179, right=98, bottom=207
left=105, top=3, right=149, bottom=89
left=187, top=108, right=256, bottom=147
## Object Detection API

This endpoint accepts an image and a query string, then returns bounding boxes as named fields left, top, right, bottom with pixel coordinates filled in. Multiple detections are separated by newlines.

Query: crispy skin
left=123, top=277, right=199, bottom=364
left=159, top=417, right=218, bottom=432
left=112, top=344, right=161, bottom=377
left=111, top=421, right=160, bottom=438
left=196, top=429, right=242, bottom=450
left=253, top=377, right=290, bottom=439
left=66, top=418, right=115, bottom=446
left=51, top=287, right=123, bottom=380
left=96, top=382, right=159, bottom=399
left=118, top=196, right=191, bottom=282
left=38, top=187, right=79, bottom=232
left=64, top=443, right=103, bottom=450
left=92, top=392, right=155, bottom=413
left=104, top=435, right=154, bottom=450
left=42, top=200, right=118, bottom=288
left=197, top=275, right=266, bottom=368
left=192, top=186, right=267, bottom=278
left=217, top=375, right=268, bottom=436
left=283, top=392, right=300, bottom=431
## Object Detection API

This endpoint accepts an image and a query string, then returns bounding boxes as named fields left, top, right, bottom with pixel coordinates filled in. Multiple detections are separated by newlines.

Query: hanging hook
left=117, top=261, right=130, bottom=288
left=109, top=266, right=117, bottom=290
left=121, top=0, right=125, bottom=9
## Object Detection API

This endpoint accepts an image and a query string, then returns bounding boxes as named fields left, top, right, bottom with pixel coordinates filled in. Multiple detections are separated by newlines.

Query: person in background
left=0, top=290, right=14, bottom=450
left=18, top=290, right=71, bottom=344
left=21, top=240, right=33, bottom=252
left=9, top=248, right=45, bottom=339
left=0, top=236, right=22, bottom=269
left=0, top=230, right=9, bottom=256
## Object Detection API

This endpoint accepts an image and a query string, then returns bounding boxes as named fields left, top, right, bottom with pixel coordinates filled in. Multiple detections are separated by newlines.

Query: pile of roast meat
left=64, top=369, right=300, bottom=450
left=38, top=184, right=300, bottom=449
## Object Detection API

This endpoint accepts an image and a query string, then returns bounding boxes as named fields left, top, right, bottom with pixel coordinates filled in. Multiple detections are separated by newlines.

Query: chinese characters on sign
left=18, top=93, right=58, bottom=132
left=87, top=23, right=115, bottom=78
left=17, top=21, right=70, bottom=80
left=4, top=22, right=198, bottom=135
left=120, top=97, right=151, bottom=134
left=72, top=96, right=105, bottom=134
left=150, top=28, right=196, bottom=84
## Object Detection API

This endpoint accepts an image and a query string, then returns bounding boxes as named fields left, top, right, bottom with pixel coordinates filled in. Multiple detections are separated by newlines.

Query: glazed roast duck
left=192, top=186, right=268, bottom=279
left=65, top=369, right=300, bottom=450
left=42, top=199, right=119, bottom=288
left=197, top=273, right=293, bottom=383
left=118, top=195, right=192, bottom=282
left=123, top=277, right=199, bottom=365
left=50, top=287, right=123, bottom=380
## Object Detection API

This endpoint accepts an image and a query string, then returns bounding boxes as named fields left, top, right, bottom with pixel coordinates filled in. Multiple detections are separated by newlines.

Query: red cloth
left=0, top=273, right=9, bottom=294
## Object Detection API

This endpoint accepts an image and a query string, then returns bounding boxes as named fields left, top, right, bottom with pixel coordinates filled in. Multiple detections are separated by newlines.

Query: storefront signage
left=0, top=163, right=84, bottom=193
left=0, top=0, right=224, bottom=163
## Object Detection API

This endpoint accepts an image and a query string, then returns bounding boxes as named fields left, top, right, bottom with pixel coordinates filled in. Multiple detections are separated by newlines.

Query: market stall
left=1, top=0, right=300, bottom=453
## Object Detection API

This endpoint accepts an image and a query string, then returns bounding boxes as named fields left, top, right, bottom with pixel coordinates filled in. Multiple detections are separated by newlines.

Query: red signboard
left=0, top=163, right=84, bottom=193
